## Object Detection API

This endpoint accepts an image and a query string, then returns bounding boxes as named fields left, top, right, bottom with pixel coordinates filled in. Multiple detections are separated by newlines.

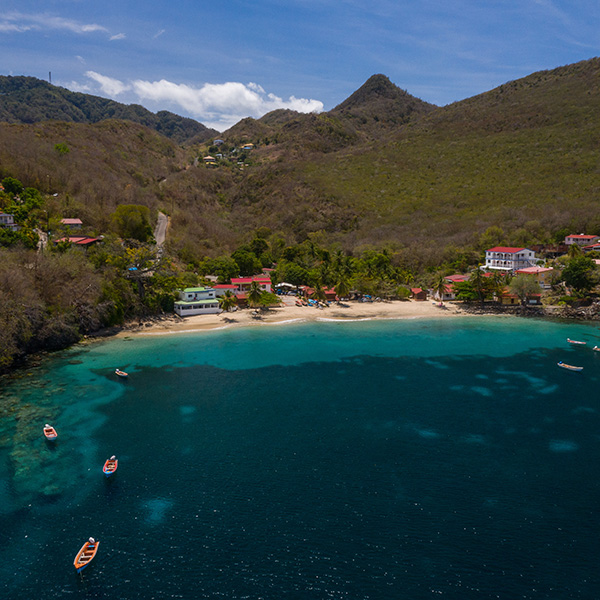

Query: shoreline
left=113, top=298, right=473, bottom=339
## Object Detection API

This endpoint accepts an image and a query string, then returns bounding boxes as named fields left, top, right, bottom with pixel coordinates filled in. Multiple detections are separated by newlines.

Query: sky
left=1, top=1, right=599, bottom=132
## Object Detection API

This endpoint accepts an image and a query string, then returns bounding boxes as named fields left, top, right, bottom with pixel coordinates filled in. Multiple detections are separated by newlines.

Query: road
left=154, top=211, right=169, bottom=251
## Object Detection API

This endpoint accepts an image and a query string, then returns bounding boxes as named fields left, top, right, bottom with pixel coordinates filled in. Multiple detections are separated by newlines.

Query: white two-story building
left=174, top=287, right=221, bottom=317
left=485, top=247, right=539, bottom=272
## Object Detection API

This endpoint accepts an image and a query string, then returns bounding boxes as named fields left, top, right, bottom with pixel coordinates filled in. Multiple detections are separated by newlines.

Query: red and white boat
left=557, top=361, right=583, bottom=372
left=43, top=424, right=57, bottom=441
left=73, top=538, right=99, bottom=572
left=115, top=369, right=128, bottom=378
left=103, top=456, right=118, bottom=477
left=567, top=338, right=586, bottom=345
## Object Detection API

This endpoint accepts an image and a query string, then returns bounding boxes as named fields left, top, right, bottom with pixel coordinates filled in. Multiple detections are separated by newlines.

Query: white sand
left=119, top=298, right=469, bottom=338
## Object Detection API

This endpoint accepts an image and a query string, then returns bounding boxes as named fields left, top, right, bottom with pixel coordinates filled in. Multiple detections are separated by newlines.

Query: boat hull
left=73, top=540, right=99, bottom=572
left=103, top=460, right=118, bottom=477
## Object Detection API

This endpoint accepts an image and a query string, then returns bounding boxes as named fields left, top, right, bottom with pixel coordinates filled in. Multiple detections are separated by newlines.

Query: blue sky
left=1, top=1, right=599, bottom=131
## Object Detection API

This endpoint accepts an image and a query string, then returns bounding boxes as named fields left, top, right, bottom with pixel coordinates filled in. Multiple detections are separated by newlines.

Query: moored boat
left=593, top=346, right=600, bottom=352
left=103, top=455, right=118, bottom=477
left=73, top=537, right=99, bottom=572
left=567, top=338, right=586, bottom=345
left=557, top=361, right=583, bottom=371
left=43, top=424, right=57, bottom=441
left=115, top=368, right=128, bottom=378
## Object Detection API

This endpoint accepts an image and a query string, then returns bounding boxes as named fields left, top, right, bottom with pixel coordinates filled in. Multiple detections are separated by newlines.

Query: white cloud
left=85, top=71, right=130, bottom=96
left=78, top=72, right=323, bottom=130
left=110, top=33, right=126, bottom=41
left=0, top=12, right=108, bottom=35
left=153, top=29, right=166, bottom=39
left=131, top=78, right=324, bottom=130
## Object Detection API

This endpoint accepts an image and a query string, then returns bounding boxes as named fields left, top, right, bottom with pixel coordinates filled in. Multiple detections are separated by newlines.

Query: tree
left=218, top=290, right=237, bottom=313
left=469, top=266, right=490, bottom=305
left=2, top=177, right=23, bottom=196
left=432, top=275, right=448, bottom=303
left=111, top=204, right=154, bottom=242
left=561, top=255, right=598, bottom=294
left=334, top=275, right=351, bottom=300
left=247, top=280, right=263, bottom=308
left=508, top=274, right=541, bottom=305
left=232, top=247, right=261, bottom=276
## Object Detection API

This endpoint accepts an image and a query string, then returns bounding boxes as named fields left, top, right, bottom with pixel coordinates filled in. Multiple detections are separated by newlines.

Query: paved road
left=154, top=211, right=168, bottom=249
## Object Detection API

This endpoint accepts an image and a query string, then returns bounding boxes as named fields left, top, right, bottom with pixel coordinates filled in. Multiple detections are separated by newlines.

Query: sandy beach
left=119, top=297, right=468, bottom=338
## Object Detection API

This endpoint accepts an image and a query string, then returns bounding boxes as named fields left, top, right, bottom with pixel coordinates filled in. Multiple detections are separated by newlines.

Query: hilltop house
left=485, top=247, right=539, bottom=272
left=564, top=233, right=599, bottom=246
left=174, top=287, right=221, bottom=317
left=53, top=236, right=99, bottom=247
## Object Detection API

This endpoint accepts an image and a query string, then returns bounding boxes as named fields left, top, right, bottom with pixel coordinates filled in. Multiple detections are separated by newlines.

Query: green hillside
left=0, top=76, right=218, bottom=144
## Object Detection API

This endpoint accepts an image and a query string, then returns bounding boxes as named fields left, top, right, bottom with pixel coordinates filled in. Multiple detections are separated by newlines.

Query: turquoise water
left=1, top=316, right=600, bottom=599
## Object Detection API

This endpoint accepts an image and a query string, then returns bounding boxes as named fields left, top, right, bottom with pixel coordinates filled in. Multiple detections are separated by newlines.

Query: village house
left=231, top=276, right=272, bottom=293
left=432, top=283, right=456, bottom=302
left=53, top=236, right=99, bottom=247
left=174, top=287, right=221, bottom=317
left=203, top=155, right=217, bottom=166
left=61, top=218, right=82, bottom=229
left=241, top=143, right=254, bottom=151
left=0, top=212, right=19, bottom=231
left=497, top=289, right=542, bottom=306
left=301, top=286, right=337, bottom=301
left=514, top=266, right=554, bottom=289
left=485, top=247, right=539, bottom=272
left=564, top=233, right=600, bottom=246
left=410, top=287, right=427, bottom=301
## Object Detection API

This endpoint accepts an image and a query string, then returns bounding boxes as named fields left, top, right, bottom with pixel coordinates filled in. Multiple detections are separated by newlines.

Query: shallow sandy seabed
left=117, top=298, right=477, bottom=339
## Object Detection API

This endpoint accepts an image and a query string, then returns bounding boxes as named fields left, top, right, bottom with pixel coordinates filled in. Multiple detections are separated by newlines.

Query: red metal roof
left=567, top=234, right=597, bottom=239
left=486, top=247, right=527, bottom=253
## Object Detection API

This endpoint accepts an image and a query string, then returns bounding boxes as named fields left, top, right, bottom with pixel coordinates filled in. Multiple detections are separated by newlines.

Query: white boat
left=567, top=338, right=586, bottom=345
left=557, top=361, right=583, bottom=371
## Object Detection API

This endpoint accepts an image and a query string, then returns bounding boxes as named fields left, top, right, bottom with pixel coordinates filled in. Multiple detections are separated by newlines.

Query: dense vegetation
left=2, top=58, right=600, bottom=370
left=0, top=76, right=218, bottom=144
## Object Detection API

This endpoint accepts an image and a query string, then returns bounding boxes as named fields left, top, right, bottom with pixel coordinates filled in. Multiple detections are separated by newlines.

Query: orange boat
left=43, top=424, right=57, bottom=441
left=103, top=455, right=118, bottom=477
left=115, top=368, right=128, bottom=378
left=73, top=538, right=99, bottom=572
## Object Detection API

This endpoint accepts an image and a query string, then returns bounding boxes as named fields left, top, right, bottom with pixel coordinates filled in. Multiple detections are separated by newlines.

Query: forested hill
left=0, top=76, right=218, bottom=144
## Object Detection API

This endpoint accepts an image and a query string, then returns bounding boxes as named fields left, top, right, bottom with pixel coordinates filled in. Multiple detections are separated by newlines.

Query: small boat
left=73, top=538, right=99, bottom=572
left=567, top=338, right=586, bottom=345
left=557, top=361, right=583, bottom=372
left=43, top=424, right=58, bottom=441
left=103, top=455, right=118, bottom=477
left=115, top=369, right=128, bottom=378
left=593, top=346, right=600, bottom=352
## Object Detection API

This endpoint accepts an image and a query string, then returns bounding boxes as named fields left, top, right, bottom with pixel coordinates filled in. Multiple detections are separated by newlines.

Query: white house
left=485, top=247, right=539, bottom=272
left=564, top=233, right=599, bottom=246
left=174, top=287, right=221, bottom=317
left=0, top=212, right=19, bottom=230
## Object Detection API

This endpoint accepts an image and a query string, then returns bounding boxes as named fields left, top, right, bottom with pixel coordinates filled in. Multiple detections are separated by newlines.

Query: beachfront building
left=432, top=283, right=456, bottom=302
left=411, top=288, right=427, bottom=301
left=174, top=287, right=221, bottom=317
left=484, top=247, right=539, bottom=272
left=498, top=290, right=542, bottom=305
left=564, top=233, right=599, bottom=246
left=514, top=266, right=554, bottom=289
left=231, top=276, right=272, bottom=293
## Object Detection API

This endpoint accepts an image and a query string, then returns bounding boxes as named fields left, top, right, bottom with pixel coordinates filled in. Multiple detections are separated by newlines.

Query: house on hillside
left=485, top=247, right=539, bottom=272
left=203, top=155, right=217, bottom=166
left=53, top=236, right=99, bottom=247
left=174, top=287, right=221, bottom=316
left=61, top=218, right=82, bottom=229
left=241, top=143, right=254, bottom=151
left=0, top=212, right=19, bottom=231
left=565, top=233, right=599, bottom=246
left=514, top=266, right=554, bottom=289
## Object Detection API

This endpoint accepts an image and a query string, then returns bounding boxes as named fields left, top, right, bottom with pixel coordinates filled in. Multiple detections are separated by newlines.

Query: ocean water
left=1, top=316, right=600, bottom=599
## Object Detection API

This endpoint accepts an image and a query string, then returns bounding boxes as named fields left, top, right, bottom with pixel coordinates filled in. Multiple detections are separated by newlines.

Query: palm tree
left=432, top=275, right=448, bottom=304
left=334, top=276, right=351, bottom=301
left=218, top=290, right=237, bottom=314
left=247, top=280, right=263, bottom=308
